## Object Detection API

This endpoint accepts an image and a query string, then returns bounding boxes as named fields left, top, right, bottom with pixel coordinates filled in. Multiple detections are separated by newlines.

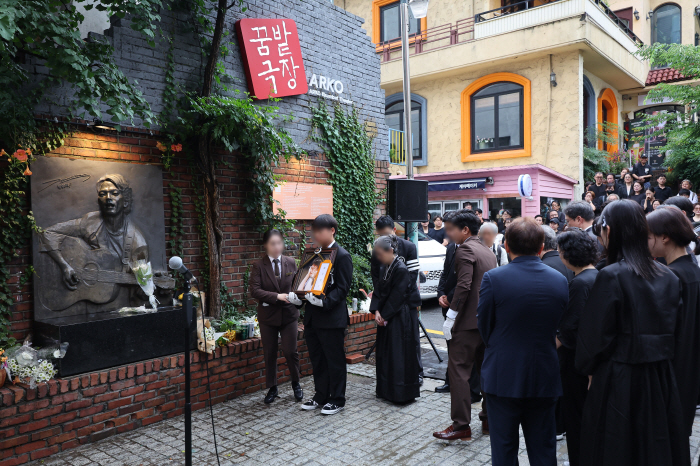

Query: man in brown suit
left=248, top=229, right=303, bottom=404
left=433, top=210, right=497, bottom=441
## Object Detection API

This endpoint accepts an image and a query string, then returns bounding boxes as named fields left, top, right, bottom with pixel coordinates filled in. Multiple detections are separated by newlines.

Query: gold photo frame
left=292, top=248, right=337, bottom=298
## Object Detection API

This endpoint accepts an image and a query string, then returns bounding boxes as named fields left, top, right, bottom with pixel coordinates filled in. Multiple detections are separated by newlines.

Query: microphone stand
left=181, top=281, right=194, bottom=466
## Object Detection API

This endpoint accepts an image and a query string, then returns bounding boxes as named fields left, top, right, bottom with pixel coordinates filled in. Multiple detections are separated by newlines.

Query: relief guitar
left=37, top=236, right=175, bottom=312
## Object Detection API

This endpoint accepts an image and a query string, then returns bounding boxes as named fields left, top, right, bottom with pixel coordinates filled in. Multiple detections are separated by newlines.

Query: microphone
left=169, top=256, right=195, bottom=281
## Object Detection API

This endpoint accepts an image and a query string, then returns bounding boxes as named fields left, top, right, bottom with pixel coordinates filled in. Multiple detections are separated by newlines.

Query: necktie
left=273, top=259, right=281, bottom=282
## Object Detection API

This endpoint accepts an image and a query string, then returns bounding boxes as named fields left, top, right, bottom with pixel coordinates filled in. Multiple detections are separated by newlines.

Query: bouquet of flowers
left=131, top=260, right=159, bottom=309
left=5, top=342, right=67, bottom=389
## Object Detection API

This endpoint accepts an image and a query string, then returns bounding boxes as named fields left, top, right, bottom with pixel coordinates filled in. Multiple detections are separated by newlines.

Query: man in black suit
left=300, top=214, right=353, bottom=415
left=564, top=201, right=604, bottom=255
left=540, top=225, right=574, bottom=282
left=435, top=211, right=457, bottom=393
left=478, top=218, right=568, bottom=465
left=371, top=215, right=423, bottom=384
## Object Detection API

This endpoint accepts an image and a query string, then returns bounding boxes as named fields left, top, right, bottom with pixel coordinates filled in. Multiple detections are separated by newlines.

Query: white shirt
left=268, top=255, right=282, bottom=278
left=491, top=243, right=509, bottom=267
left=326, top=240, right=336, bottom=249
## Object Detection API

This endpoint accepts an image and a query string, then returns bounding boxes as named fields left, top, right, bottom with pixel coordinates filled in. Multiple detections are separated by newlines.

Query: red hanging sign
left=235, top=18, right=309, bottom=100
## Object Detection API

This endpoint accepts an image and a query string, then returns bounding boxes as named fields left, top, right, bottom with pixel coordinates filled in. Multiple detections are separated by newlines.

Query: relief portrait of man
left=37, top=174, right=156, bottom=315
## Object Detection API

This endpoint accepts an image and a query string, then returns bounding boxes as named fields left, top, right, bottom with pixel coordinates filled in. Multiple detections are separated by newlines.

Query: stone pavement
left=28, top=363, right=700, bottom=466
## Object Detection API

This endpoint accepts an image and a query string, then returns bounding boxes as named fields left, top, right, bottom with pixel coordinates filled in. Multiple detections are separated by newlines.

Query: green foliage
left=582, top=123, right=628, bottom=181
left=311, top=102, right=376, bottom=259
left=349, top=254, right=372, bottom=306
left=635, top=44, right=700, bottom=187
left=0, top=0, right=160, bottom=150
left=583, top=147, right=611, bottom=182
left=219, top=265, right=256, bottom=320
left=0, top=152, right=38, bottom=347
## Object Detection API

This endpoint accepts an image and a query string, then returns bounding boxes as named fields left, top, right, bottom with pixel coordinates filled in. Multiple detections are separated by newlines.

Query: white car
left=395, top=224, right=447, bottom=300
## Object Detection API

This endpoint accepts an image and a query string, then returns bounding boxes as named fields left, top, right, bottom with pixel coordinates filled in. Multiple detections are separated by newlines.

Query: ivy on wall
left=311, top=102, right=377, bottom=259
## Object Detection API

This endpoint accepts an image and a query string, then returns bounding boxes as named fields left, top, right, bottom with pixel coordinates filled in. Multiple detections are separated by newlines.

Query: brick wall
left=34, top=0, right=389, bottom=161
left=9, top=129, right=389, bottom=343
left=0, top=314, right=377, bottom=465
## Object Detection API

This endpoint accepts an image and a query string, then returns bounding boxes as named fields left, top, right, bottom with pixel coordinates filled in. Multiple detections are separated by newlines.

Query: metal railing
left=474, top=0, right=643, bottom=45
left=388, top=128, right=406, bottom=165
left=378, top=18, right=475, bottom=63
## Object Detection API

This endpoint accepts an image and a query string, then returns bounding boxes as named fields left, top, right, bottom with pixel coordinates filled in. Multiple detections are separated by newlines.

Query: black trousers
left=305, top=324, right=347, bottom=406
left=487, top=394, right=557, bottom=466
left=559, top=349, right=588, bottom=466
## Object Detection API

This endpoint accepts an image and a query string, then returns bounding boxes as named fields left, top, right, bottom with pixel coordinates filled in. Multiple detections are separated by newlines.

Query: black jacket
left=370, top=237, right=421, bottom=310
left=436, top=242, right=457, bottom=306
left=304, top=243, right=353, bottom=329
left=541, top=250, right=574, bottom=282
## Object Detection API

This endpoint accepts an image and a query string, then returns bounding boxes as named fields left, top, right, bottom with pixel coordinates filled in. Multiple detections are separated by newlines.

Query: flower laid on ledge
left=4, top=342, right=67, bottom=389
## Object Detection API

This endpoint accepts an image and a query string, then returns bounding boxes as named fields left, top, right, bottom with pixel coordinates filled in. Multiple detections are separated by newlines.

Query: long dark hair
left=601, top=200, right=660, bottom=279
left=647, top=206, right=700, bottom=255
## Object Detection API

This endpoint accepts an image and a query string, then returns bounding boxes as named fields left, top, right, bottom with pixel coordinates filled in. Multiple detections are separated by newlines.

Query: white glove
left=305, top=293, right=323, bottom=307
left=288, top=292, right=302, bottom=306
left=443, top=317, right=455, bottom=341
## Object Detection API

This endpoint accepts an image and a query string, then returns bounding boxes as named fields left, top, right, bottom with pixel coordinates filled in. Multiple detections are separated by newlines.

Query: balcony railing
left=388, top=128, right=406, bottom=166
left=474, top=0, right=642, bottom=45
left=377, top=0, right=642, bottom=62
left=377, top=18, right=474, bottom=63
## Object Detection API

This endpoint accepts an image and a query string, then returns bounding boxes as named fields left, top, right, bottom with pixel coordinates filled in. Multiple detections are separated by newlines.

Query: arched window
left=583, top=75, right=596, bottom=148
left=652, top=4, right=681, bottom=45
left=385, top=93, right=428, bottom=166
left=597, top=88, right=618, bottom=153
left=461, top=73, right=531, bottom=162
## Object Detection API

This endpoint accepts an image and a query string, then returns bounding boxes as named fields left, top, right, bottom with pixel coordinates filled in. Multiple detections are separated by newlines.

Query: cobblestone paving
left=29, top=363, right=700, bottom=466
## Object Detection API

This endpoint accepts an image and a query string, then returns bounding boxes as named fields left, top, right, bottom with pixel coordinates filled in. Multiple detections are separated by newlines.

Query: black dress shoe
left=264, top=386, right=278, bottom=404
left=292, top=381, right=303, bottom=401
left=435, top=383, right=450, bottom=393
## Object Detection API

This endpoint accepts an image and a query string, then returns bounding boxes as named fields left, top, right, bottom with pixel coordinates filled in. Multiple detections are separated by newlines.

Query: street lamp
left=408, top=0, right=430, bottom=19
left=399, top=0, right=429, bottom=245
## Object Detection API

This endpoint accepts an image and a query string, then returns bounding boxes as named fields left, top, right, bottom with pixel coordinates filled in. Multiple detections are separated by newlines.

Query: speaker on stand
left=386, top=179, right=429, bottom=222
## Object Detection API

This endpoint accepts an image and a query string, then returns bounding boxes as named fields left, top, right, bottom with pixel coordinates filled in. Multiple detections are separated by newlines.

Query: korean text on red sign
left=235, top=18, right=309, bottom=99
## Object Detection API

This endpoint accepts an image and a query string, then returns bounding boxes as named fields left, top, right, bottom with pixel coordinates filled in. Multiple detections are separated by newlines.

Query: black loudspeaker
left=387, top=179, right=429, bottom=222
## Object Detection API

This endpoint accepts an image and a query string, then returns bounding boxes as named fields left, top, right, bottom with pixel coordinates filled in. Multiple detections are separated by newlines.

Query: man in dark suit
left=540, top=225, right=573, bottom=282
left=433, top=210, right=497, bottom=441
left=564, top=201, right=604, bottom=255
left=248, top=245, right=302, bottom=404
left=300, top=214, right=353, bottom=415
left=478, top=218, right=569, bottom=466
left=435, top=212, right=458, bottom=394
left=370, top=215, right=423, bottom=384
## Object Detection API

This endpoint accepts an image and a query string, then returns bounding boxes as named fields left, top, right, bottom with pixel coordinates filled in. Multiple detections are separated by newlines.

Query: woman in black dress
left=372, top=235, right=421, bottom=404
left=576, top=200, right=688, bottom=466
left=617, top=173, right=634, bottom=199
left=647, top=206, right=700, bottom=438
left=555, top=229, right=600, bottom=466
left=627, top=180, right=645, bottom=204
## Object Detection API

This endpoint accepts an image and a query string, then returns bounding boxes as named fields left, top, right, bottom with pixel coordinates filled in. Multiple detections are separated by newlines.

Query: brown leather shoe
left=432, top=425, right=472, bottom=441
left=481, top=418, right=489, bottom=435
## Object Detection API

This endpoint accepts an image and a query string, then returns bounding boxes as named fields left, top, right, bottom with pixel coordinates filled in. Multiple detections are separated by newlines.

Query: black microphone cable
left=192, top=283, right=221, bottom=466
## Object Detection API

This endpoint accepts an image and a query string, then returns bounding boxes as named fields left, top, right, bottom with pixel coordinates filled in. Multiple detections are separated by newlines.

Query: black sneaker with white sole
left=301, top=400, right=319, bottom=410
left=321, top=403, right=344, bottom=415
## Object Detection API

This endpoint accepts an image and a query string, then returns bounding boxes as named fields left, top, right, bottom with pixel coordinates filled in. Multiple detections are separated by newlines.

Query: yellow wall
left=382, top=51, right=583, bottom=180
left=583, top=69, right=625, bottom=136
left=606, top=0, right=697, bottom=46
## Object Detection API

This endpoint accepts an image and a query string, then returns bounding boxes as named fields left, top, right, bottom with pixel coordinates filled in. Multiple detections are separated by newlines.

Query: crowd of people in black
left=421, top=197, right=700, bottom=466
left=248, top=171, right=700, bottom=465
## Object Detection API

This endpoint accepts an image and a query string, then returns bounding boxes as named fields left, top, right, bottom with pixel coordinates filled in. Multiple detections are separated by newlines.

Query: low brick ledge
left=0, top=313, right=377, bottom=465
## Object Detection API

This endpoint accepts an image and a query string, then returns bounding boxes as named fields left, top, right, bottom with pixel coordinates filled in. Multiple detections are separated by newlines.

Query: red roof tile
left=646, top=68, right=688, bottom=86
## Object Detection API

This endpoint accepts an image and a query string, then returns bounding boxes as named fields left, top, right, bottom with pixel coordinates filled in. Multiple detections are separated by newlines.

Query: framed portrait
left=292, top=248, right=337, bottom=298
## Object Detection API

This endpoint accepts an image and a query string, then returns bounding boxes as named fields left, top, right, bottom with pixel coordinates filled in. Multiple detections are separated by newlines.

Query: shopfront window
left=380, top=2, right=421, bottom=43
left=488, top=197, right=521, bottom=223
left=471, top=82, right=524, bottom=153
